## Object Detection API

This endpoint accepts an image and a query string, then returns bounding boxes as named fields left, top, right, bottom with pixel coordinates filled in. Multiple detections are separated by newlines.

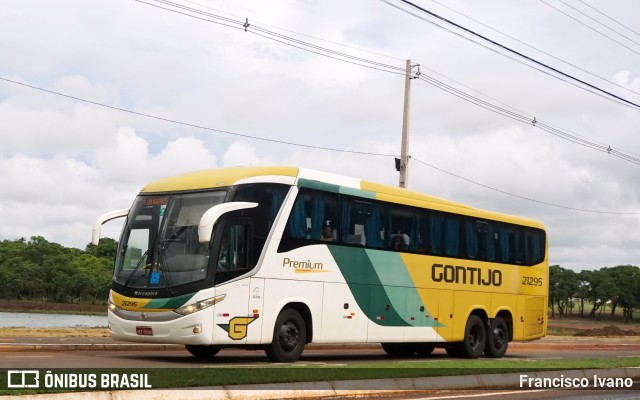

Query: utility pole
left=398, top=59, right=412, bottom=189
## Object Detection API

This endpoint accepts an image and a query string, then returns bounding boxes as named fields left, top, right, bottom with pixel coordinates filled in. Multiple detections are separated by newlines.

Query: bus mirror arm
left=91, top=209, right=129, bottom=246
left=198, top=202, right=258, bottom=244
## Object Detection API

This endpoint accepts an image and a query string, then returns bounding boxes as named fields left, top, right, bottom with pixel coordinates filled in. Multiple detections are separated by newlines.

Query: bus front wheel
left=484, top=316, right=509, bottom=358
left=185, top=344, right=221, bottom=359
left=265, top=308, right=307, bottom=363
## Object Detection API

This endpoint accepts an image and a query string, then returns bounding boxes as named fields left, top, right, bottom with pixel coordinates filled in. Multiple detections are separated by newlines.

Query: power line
left=5, top=1, right=638, bottom=214
left=3, top=76, right=638, bottom=214
left=389, top=0, right=640, bottom=111
left=135, top=0, right=405, bottom=76
left=540, top=0, right=640, bottom=56
left=0, top=77, right=395, bottom=158
left=558, top=0, right=640, bottom=47
left=138, top=0, right=640, bottom=166
left=577, top=0, right=640, bottom=38
left=180, top=0, right=406, bottom=62
left=416, top=74, right=640, bottom=166
left=411, top=157, right=640, bottom=215
left=426, top=0, right=640, bottom=98
left=382, top=0, right=639, bottom=113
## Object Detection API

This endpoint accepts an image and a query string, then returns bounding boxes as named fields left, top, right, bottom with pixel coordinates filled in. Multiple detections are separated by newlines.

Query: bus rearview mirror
left=198, top=202, right=258, bottom=243
left=91, top=209, right=129, bottom=246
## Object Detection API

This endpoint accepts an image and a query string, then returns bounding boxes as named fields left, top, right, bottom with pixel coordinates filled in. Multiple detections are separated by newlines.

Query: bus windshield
left=114, top=191, right=227, bottom=291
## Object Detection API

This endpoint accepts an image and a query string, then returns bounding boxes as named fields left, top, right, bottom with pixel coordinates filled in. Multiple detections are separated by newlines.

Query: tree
left=0, top=236, right=116, bottom=304
left=549, top=265, right=578, bottom=318
left=85, top=238, right=118, bottom=260
left=579, top=268, right=616, bottom=319
left=607, top=265, right=640, bottom=321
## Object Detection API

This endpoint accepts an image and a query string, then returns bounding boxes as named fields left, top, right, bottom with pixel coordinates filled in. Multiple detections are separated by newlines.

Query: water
left=0, top=312, right=108, bottom=328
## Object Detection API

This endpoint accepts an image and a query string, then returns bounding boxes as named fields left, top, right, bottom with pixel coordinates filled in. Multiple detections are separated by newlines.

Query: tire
left=458, top=315, right=486, bottom=358
left=185, top=344, right=221, bottom=359
left=484, top=316, right=509, bottom=358
left=381, top=343, right=415, bottom=356
left=414, top=343, right=435, bottom=356
left=445, top=344, right=463, bottom=357
left=265, top=308, right=307, bottom=362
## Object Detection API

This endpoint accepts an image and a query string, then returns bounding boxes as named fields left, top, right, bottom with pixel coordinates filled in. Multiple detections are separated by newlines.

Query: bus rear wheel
left=484, top=316, right=509, bottom=358
left=185, top=344, right=221, bottom=359
left=381, top=343, right=415, bottom=356
left=265, top=308, right=307, bottom=363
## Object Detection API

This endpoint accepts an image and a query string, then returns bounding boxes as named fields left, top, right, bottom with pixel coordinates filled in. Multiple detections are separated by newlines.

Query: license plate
left=136, top=326, right=153, bottom=336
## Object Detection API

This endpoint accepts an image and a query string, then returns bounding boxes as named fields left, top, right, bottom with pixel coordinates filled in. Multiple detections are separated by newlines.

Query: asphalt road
left=2, top=340, right=640, bottom=368
left=2, top=339, right=640, bottom=400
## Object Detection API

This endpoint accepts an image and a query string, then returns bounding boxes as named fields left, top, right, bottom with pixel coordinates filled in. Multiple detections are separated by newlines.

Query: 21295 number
left=522, top=276, right=543, bottom=286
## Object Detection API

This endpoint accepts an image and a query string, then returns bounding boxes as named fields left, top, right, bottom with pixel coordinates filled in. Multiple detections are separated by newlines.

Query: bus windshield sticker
left=150, top=271, right=160, bottom=285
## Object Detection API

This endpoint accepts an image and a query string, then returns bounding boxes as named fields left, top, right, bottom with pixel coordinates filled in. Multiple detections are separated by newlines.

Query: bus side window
left=340, top=197, right=384, bottom=248
left=429, top=212, right=460, bottom=257
left=217, top=222, right=250, bottom=272
left=466, top=220, right=496, bottom=262
left=388, top=204, right=412, bottom=252
left=279, top=189, right=339, bottom=252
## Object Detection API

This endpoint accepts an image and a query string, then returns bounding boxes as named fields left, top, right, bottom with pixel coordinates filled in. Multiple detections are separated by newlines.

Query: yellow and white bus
left=93, top=166, right=547, bottom=362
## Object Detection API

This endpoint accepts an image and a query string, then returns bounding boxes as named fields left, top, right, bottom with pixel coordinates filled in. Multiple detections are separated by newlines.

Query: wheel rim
left=467, top=325, right=484, bottom=351
left=279, top=321, right=300, bottom=351
left=492, top=326, right=507, bottom=349
left=469, top=325, right=483, bottom=350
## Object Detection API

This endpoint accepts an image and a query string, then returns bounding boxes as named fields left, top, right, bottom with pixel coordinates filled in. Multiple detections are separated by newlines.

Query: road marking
left=5, top=355, right=54, bottom=358
left=413, top=389, right=549, bottom=399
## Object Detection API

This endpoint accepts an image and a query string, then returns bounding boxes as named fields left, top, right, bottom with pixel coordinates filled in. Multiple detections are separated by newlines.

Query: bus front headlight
left=174, top=294, right=226, bottom=316
left=108, top=301, right=122, bottom=314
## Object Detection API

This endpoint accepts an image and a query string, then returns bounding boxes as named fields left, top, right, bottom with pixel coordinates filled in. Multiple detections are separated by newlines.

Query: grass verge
left=2, top=356, right=640, bottom=395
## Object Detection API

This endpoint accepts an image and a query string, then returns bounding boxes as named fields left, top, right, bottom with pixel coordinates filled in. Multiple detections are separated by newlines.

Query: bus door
left=433, top=289, right=454, bottom=342
left=367, top=285, right=406, bottom=342
left=405, top=288, right=449, bottom=342
left=321, top=282, right=368, bottom=342
left=211, top=218, right=256, bottom=345
left=523, top=295, right=545, bottom=339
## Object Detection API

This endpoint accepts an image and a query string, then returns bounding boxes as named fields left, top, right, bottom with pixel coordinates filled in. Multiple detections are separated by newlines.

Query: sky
left=1, top=0, right=639, bottom=271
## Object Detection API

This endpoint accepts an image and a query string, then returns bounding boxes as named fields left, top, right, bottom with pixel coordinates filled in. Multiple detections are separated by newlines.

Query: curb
left=0, top=344, right=185, bottom=352
left=2, top=368, right=639, bottom=400
left=0, top=343, right=382, bottom=352
left=3, top=340, right=640, bottom=352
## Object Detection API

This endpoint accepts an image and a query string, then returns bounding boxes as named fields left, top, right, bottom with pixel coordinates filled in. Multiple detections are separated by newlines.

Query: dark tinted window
left=277, top=187, right=545, bottom=266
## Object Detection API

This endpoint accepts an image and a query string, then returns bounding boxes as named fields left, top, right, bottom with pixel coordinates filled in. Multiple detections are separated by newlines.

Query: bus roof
left=140, top=166, right=544, bottom=229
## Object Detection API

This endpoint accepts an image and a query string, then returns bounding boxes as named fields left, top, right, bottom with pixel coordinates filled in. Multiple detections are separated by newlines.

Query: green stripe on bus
left=328, top=246, right=408, bottom=327
left=364, top=250, right=441, bottom=327
left=297, top=178, right=377, bottom=200
left=145, top=293, right=194, bottom=309
left=297, top=178, right=340, bottom=193
left=328, top=246, right=442, bottom=328
left=339, top=186, right=376, bottom=199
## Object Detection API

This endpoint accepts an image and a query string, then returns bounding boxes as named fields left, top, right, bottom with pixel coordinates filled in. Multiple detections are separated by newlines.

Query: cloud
left=0, top=127, right=219, bottom=248
left=1, top=0, right=640, bottom=271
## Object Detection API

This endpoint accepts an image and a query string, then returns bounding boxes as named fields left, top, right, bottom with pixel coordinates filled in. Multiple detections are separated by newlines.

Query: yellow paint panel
left=362, top=180, right=473, bottom=210
left=111, top=291, right=155, bottom=312
left=362, top=181, right=544, bottom=229
left=141, top=166, right=299, bottom=193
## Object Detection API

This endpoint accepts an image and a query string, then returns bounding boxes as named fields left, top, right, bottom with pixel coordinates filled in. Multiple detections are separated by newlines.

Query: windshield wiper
left=157, top=244, right=175, bottom=296
left=122, top=250, right=149, bottom=292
